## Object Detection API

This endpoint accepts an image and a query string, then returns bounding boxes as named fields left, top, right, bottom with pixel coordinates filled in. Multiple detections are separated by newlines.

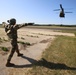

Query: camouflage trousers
left=7, top=39, right=19, bottom=62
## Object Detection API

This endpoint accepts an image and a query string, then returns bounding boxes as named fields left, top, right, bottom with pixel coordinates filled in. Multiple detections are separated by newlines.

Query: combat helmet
left=7, top=18, right=16, bottom=25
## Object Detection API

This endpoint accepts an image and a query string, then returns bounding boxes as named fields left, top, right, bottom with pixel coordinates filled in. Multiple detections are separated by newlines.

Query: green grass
left=26, top=35, right=39, bottom=38
left=61, top=30, right=76, bottom=33
left=17, top=41, right=31, bottom=45
left=25, top=42, right=31, bottom=45
left=0, top=38, right=3, bottom=42
left=21, top=37, right=25, bottom=40
left=56, top=27, right=76, bottom=36
left=26, top=36, right=76, bottom=75
left=27, top=25, right=76, bottom=29
left=0, top=47, right=9, bottom=51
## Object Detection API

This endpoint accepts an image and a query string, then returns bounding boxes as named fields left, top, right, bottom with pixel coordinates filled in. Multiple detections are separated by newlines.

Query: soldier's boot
left=16, top=49, right=23, bottom=56
left=18, top=53, right=23, bottom=56
left=16, top=46, right=23, bottom=57
left=6, top=62, right=15, bottom=67
left=6, top=48, right=15, bottom=67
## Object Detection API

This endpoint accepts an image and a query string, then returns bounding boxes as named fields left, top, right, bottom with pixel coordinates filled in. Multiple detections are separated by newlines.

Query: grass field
left=61, top=30, right=76, bottom=36
left=26, top=25, right=76, bottom=29
left=0, top=25, right=76, bottom=75
left=26, top=36, right=76, bottom=75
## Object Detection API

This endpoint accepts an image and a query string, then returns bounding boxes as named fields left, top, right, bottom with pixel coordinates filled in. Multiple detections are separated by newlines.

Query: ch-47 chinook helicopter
left=54, top=4, right=73, bottom=18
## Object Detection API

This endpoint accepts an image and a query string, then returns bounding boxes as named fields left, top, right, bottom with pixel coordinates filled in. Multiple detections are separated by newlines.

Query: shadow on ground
left=14, top=55, right=76, bottom=70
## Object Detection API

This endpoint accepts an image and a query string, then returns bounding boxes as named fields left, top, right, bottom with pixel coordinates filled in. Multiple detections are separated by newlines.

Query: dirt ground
left=0, top=28, right=74, bottom=75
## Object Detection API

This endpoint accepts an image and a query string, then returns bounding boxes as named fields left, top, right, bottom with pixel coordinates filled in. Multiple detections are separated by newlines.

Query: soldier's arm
left=16, top=23, right=28, bottom=29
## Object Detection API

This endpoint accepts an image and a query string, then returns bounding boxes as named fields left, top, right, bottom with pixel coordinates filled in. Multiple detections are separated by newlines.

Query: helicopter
left=54, top=4, right=73, bottom=18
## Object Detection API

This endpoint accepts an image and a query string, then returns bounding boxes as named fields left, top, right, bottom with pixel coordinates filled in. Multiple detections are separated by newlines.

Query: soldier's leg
left=15, top=44, right=19, bottom=54
left=6, top=45, right=16, bottom=67
left=16, top=43, right=23, bottom=56
left=6, top=39, right=16, bottom=67
left=7, top=46, right=15, bottom=63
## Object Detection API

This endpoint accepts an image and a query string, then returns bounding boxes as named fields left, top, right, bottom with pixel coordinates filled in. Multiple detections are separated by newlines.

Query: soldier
left=3, top=18, right=28, bottom=67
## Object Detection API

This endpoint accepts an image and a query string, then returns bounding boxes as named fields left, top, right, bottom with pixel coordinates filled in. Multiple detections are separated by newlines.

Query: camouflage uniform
left=4, top=18, right=27, bottom=66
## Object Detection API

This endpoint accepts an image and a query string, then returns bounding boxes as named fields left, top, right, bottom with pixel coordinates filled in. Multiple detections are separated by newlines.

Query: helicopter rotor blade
left=53, top=9, right=60, bottom=11
left=60, top=4, right=63, bottom=9
left=65, top=12, right=73, bottom=13
left=64, top=8, right=73, bottom=10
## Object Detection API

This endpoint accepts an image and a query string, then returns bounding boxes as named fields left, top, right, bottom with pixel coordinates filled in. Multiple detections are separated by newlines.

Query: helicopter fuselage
left=59, top=8, right=65, bottom=18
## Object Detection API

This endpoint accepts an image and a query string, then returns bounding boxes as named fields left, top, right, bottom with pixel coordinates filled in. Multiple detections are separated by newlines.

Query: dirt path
left=0, top=28, right=74, bottom=75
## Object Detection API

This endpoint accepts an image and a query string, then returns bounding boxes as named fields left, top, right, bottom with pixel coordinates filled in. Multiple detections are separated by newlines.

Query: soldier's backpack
left=5, top=25, right=13, bottom=39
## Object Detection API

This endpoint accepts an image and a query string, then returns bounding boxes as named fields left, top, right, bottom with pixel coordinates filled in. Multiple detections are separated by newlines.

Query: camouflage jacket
left=4, top=24, right=27, bottom=39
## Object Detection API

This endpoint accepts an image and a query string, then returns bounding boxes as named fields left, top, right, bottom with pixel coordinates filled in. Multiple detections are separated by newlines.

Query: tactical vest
left=5, top=25, right=18, bottom=39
